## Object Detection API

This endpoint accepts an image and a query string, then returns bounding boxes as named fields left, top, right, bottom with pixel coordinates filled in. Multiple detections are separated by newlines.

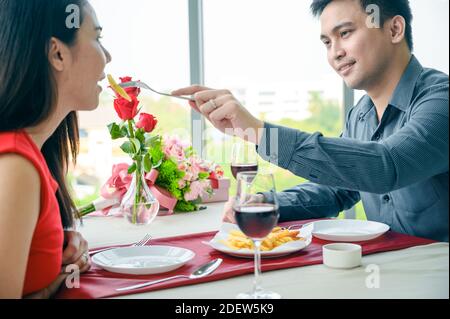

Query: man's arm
left=263, top=183, right=361, bottom=222
left=258, top=95, right=449, bottom=194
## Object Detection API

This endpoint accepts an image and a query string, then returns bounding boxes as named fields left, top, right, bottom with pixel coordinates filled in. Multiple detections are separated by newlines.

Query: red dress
left=0, top=130, right=64, bottom=296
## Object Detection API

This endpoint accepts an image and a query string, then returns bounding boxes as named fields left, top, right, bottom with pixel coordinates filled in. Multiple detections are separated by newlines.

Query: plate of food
left=204, top=223, right=312, bottom=258
left=91, top=245, right=195, bottom=275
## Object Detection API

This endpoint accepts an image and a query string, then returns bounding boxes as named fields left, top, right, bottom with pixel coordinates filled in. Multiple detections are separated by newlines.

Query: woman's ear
left=389, top=15, right=406, bottom=45
left=48, top=37, right=71, bottom=72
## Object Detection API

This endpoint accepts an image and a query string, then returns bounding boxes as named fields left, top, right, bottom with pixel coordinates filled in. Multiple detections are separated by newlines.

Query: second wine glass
left=230, top=142, right=259, bottom=179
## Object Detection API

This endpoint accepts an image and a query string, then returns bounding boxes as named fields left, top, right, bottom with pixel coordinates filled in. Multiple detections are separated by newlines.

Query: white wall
left=410, top=0, right=449, bottom=74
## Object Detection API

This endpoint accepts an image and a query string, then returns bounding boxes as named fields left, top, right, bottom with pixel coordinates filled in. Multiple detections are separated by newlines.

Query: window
left=72, top=0, right=191, bottom=206
left=202, top=0, right=344, bottom=204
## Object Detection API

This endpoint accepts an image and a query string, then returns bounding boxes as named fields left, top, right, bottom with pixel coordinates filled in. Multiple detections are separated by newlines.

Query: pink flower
left=163, top=137, right=187, bottom=162
left=187, top=159, right=201, bottom=181
left=178, top=180, right=187, bottom=189
left=184, top=180, right=209, bottom=201
left=183, top=172, right=193, bottom=182
left=101, top=163, right=132, bottom=198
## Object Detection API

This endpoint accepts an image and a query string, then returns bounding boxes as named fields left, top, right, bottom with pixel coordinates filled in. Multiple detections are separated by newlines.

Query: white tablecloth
left=78, top=203, right=449, bottom=299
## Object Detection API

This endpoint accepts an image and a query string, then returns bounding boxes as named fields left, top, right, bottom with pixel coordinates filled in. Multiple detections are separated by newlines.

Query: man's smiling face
left=319, top=0, right=395, bottom=90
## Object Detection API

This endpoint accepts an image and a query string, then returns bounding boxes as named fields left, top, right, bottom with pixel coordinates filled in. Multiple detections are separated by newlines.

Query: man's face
left=319, top=0, right=393, bottom=90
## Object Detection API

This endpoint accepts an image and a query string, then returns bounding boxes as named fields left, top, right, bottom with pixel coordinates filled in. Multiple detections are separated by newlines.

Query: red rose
left=113, top=95, right=139, bottom=120
left=136, top=113, right=158, bottom=133
left=119, top=76, right=141, bottom=97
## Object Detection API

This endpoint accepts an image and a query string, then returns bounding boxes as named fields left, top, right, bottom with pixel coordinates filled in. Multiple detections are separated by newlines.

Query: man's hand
left=222, top=197, right=236, bottom=224
left=172, top=85, right=265, bottom=144
left=62, top=230, right=90, bottom=273
left=222, top=194, right=265, bottom=224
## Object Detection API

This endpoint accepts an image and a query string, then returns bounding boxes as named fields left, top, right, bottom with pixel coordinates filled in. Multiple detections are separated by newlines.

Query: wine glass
left=230, top=142, right=259, bottom=179
left=233, top=171, right=280, bottom=299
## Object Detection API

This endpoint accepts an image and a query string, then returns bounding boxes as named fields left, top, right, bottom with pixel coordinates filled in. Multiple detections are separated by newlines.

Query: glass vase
left=120, top=170, right=160, bottom=226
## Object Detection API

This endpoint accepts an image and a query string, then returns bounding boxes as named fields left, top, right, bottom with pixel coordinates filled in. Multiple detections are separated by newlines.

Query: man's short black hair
left=311, top=0, right=414, bottom=51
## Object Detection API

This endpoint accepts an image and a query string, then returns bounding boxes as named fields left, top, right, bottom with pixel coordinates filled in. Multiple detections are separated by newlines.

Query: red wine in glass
left=230, top=163, right=259, bottom=179
left=234, top=204, right=279, bottom=239
left=233, top=172, right=280, bottom=299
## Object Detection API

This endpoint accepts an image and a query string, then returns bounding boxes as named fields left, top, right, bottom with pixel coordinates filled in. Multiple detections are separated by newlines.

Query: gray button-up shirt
left=258, top=56, right=449, bottom=242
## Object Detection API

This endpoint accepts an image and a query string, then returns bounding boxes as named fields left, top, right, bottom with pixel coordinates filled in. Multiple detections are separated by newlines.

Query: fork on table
left=88, top=233, right=152, bottom=256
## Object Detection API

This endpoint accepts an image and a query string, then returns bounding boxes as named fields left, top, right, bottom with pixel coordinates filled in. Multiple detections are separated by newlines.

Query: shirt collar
left=358, top=55, right=423, bottom=114
left=389, top=55, right=423, bottom=111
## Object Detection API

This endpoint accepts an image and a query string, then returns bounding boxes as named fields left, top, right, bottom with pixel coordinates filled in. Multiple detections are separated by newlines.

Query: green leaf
left=135, top=129, right=145, bottom=145
left=119, top=124, right=129, bottom=138
left=130, top=138, right=141, bottom=154
left=144, top=135, right=160, bottom=149
left=198, top=172, right=209, bottom=179
left=120, top=141, right=135, bottom=154
left=149, top=146, right=164, bottom=168
left=128, top=162, right=137, bottom=174
left=108, top=123, right=127, bottom=140
left=184, top=146, right=195, bottom=158
left=152, top=158, right=163, bottom=169
left=143, top=153, right=152, bottom=173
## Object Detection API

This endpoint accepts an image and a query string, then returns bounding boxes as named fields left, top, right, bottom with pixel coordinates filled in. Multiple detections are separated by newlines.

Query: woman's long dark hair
left=0, top=0, right=87, bottom=228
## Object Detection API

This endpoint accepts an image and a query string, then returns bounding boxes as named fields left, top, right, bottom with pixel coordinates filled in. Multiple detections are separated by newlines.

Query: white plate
left=204, top=223, right=312, bottom=258
left=92, top=245, right=195, bottom=275
left=308, top=219, right=390, bottom=242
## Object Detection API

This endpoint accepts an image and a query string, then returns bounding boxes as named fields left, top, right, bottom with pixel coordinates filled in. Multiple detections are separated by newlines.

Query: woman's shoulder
left=0, top=130, right=35, bottom=153
left=0, top=152, right=41, bottom=187
left=0, top=130, right=42, bottom=191
left=0, top=130, right=47, bottom=174
left=0, top=152, right=41, bottom=222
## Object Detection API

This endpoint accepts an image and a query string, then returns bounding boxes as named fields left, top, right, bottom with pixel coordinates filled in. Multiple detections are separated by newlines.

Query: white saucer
left=307, top=219, right=390, bottom=242
left=92, top=245, right=195, bottom=275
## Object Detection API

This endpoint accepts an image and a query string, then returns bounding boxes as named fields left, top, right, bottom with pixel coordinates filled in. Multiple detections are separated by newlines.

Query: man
left=172, top=0, right=449, bottom=242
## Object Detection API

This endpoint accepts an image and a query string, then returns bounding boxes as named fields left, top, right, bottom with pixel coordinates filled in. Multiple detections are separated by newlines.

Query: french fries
left=221, top=227, right=305, bottom=251
left=107, top=74, right=132, bottom=102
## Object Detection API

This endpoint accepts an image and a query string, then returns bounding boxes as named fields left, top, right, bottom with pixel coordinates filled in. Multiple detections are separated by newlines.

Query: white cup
left=323, top=243, right=362, bottom=269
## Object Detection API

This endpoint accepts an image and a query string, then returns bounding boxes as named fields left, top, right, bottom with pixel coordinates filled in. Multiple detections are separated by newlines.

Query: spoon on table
left=119, top=81, right=195, bottom=102
left=115, top=258, right=223, bottom=292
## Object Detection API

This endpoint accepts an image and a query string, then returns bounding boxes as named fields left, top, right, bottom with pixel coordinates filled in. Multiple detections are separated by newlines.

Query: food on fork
left=221, top=227, right=305, bottom=251
left=107, top=74, right=132, bottom=102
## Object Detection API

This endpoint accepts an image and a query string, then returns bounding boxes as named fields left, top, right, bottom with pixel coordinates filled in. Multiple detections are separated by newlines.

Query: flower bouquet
left=78, top=75, right=225, bottom=223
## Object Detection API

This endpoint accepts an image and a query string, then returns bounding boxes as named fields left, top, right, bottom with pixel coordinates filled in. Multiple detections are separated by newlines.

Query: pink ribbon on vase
left=145, top=169, right=178, bottom=215
left=98, top=164, right=133, bottom=216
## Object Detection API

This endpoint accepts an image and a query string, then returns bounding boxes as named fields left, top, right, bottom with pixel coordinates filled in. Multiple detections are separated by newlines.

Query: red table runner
left=56, top=219, right=435, bottom=299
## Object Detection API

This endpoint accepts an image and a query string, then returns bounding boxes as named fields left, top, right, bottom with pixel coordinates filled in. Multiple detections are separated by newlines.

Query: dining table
left=76, top=202, right=449, bottom=299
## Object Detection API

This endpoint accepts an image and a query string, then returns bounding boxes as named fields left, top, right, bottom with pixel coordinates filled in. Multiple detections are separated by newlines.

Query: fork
left=89, top=233, right=152, bottom=256
left=118, top=81, right=195, bottom=102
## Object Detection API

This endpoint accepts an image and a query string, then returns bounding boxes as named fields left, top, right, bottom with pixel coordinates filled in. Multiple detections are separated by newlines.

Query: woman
left=0, top=0, right=111, bottom=298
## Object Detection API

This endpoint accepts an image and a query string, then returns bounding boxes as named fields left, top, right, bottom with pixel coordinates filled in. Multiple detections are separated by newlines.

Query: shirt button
left=270, top=154, right=278, bottom=161
left=358, top=113, right=365, bottom=122
left=382, top=195, right=390, bottom=203
left=374, top=133, right=381, bottom=141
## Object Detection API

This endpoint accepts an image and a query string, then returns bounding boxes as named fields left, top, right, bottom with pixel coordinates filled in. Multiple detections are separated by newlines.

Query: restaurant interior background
left=72, top=0, right=449, bottom=220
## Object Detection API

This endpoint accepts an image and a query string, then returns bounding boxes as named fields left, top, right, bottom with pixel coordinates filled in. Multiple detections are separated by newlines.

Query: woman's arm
left=0, top=154, right=41, bottom=298
left=23, top=254, right=91, bottom=299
